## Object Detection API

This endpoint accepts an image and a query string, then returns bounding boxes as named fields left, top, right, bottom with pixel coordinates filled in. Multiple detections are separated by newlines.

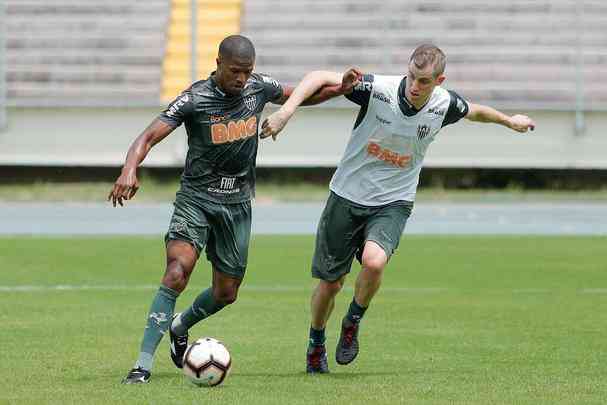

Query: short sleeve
left=158, top=91, right=194, bottom=128
left=258, top=74, right=284, bottom=103
left=442, top=90, right=469, bottom=127
left=345, top=74, right=374, bottom=107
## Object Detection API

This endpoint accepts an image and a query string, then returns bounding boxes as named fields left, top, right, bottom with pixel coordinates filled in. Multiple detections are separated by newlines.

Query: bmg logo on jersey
left=211, top=116, right=258, bottom=144
left=367, top=142, right=411, bottom=168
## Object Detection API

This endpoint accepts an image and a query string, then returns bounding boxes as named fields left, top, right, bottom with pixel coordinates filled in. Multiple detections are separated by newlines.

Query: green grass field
left=1, top=180, right=607, bottom=203
left=1, top=236, right=606, bottom=404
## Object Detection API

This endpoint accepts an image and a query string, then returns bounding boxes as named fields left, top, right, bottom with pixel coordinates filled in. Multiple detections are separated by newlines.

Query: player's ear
left=435, top=74, right=446, bottom=85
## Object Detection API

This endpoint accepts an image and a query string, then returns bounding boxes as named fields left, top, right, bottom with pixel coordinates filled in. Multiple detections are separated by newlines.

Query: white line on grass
left=0, top=285, right=449, bottom=293
left=1, top=285, right=606, bottom=294
left=579, top=288, right=607, bottom=294
left=511, top=289, right=550, bottom=293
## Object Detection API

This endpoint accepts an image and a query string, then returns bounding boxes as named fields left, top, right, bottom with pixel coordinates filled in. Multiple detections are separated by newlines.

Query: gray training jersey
left=329, top=74, right=469, bottom=206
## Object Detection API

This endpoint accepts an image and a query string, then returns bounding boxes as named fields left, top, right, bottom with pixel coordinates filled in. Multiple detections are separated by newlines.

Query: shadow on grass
left=233, top=371, right=396, bottom=379
left=87, top=370, right=397, bottom=386
left=77, top=371, right=182, bottom=385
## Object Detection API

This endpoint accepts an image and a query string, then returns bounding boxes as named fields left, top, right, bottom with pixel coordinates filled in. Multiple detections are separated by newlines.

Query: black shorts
left=311, top=192, right=413, bottom=281
left=165, top=193, right=251, bottom=279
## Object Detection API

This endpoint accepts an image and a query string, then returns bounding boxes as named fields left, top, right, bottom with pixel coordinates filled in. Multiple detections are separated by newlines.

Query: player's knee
left=162, top=259, right=191, bottom=292
left=361, top=253, right=386, bottom=275
left=213, top=285, right=239, bottom=306
left=320, top=279, right=343, bottom=296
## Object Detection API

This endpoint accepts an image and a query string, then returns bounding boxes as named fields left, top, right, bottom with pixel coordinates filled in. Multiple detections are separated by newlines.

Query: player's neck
left=210, top=74, right=236, bottom=98
left=403, top=92, right=430, bottom=111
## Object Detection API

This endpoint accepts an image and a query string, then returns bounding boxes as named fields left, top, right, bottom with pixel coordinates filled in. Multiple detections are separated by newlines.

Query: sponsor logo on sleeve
left=456, top=98, right=466, bottom=113
left=261, top=75, right=281, bottom=88
left=354, top=80, right=373, bottom=92
left=166, top=94, right=189, bottom=117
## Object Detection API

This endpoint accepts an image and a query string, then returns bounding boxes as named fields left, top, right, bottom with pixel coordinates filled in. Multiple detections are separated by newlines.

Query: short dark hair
left=409, top=44, right=446, bottom=77
left=218, top=35, right=256, bottom=61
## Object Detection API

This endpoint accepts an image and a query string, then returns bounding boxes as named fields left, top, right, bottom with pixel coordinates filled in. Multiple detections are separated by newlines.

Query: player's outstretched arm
left=466, top=103, right=536, bottom=133
left=261, top=68, right=362, bottom=140
left=108, top=119, right=175, bottom=207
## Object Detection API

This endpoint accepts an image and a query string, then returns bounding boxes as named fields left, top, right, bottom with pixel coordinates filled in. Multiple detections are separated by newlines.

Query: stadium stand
left=5, top=0, right=170, bottom=107
left=3, top=0, right=606, bottom=111
left=162, top=0, right=241, bottom=101
left=242, top=0, right=607, bottom=110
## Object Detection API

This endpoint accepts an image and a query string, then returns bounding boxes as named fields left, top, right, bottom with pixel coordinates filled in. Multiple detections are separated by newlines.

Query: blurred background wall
left=1, top=0, right=605, bottom=170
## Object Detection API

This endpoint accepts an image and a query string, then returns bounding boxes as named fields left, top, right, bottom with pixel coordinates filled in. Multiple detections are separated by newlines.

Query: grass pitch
left=1, top=236, right=606, bottom=404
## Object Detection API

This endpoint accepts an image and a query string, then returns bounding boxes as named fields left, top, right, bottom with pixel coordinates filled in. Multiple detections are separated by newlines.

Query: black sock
left=309, top=326, right=326, bottom=347
left=345, top=298, right=367, bottom=324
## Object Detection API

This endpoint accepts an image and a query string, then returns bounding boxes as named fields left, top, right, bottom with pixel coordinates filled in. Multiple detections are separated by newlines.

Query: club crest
left=417, top=124, right=431, bottom=140
left=244, top=95, right=258, bottom=111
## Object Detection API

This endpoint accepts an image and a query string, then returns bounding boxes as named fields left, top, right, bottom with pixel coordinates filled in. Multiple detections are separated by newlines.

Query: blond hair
left=409, top=44, right=446, bottom=77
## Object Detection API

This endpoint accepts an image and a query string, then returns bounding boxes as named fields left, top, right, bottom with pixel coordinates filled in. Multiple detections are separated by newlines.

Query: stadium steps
left=7, top=66, right=161, bottom=85
left=6, top=16, right=167, bottom=31
left=7, top=83, right=159, bottom=108
left=6, top=50, right=164, bottom=66
left=250, top=64, right=607, bottom=84
left=242, top=29, right=607, bottom=48
left=6, top=34, right=166, bottom=50
left=242, top=0, right=607, bottom=109
left=161, top=0, right=242, bottom=102
left=5, top=0, right=169, bottom=107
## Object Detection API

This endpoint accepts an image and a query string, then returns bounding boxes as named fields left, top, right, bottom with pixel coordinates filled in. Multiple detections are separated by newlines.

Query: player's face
left=215, top=56, right=255, bottom=96
left=405, top=63, right=445, bottom=105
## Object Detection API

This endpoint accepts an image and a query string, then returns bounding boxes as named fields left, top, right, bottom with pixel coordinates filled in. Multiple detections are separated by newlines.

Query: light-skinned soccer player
left=262, top=44, right=535, bottom=373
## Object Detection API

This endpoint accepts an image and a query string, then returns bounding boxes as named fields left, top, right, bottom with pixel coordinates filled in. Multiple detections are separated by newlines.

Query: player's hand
left=339, top=67, right=363, bottom=94
left=108, top=168, right=139, bottom=207
left=509, top=115, right=536, bottom=133
left=260, top=109, right=292, bottom=141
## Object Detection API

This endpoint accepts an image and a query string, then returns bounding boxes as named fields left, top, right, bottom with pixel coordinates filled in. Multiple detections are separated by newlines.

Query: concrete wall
left=0, top=106, right=605, bottom=169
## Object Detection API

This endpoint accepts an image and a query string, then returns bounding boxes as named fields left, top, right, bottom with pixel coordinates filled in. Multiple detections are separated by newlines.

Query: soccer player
left=109, top=34, right=360, bottom=384
left=262, top=44, right=536, bottom=373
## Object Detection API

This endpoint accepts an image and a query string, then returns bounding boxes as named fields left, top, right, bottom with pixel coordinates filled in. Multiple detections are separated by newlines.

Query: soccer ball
left=182, top=337, right=232, bottom=387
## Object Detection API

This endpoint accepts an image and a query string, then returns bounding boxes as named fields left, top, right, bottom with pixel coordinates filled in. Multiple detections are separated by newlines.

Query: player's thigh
left=205, top=201, right=252, bottom=280
left=165, top=195, right=211, bottom=257
left=312, top=192, right=366, bottom=281
left=364, top=201, right=413, bottom=260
